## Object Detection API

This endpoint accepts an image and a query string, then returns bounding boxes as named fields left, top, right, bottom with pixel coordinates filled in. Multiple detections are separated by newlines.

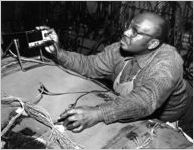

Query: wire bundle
left=1, top=96, right=83, bottom=149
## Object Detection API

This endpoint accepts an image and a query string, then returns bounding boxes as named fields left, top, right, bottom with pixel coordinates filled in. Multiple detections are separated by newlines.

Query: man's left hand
left=58, top=106, right=103, bottom=133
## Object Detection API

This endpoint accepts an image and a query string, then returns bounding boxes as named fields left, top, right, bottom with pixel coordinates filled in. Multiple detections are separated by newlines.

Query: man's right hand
left=35, top=26, right=59, bottom=54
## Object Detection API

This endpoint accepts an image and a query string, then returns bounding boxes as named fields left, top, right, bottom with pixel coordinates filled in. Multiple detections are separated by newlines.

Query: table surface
left=1, top=61, right=192, bottom=149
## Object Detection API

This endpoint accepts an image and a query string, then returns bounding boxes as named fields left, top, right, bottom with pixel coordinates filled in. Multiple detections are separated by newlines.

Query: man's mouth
left=120, top=36, right=125, bottom=43
left=120, top=36, right=130, bottom=45
left=120, top=39, right=125, bottom=45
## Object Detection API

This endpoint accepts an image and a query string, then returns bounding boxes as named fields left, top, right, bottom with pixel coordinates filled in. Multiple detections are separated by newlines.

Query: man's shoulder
left=159, top=43, right=176, bottom=52
left=157, top=44, right=181, bottom=59
left=104, top=42, right=120, bottom=52
left=155, top=43, right=183, bottom=66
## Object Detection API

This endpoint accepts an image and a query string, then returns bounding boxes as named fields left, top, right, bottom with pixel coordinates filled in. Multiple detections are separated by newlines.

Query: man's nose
left=123, top=29, right=133, bottom=38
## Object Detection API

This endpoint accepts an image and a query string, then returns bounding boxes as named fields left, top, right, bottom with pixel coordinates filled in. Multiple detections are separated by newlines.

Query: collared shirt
left=57, top=42, right=188, bottom=124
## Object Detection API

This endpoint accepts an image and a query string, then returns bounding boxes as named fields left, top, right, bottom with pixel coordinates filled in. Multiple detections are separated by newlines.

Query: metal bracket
left=13, top=39, right=26, bottom=72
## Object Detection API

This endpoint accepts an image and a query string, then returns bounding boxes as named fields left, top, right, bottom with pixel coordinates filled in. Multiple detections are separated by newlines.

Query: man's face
left=120, top=14, right=159, bottom=53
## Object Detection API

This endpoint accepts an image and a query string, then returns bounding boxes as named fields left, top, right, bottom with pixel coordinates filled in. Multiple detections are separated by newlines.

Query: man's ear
left=147, top=39, right=160, bottom=50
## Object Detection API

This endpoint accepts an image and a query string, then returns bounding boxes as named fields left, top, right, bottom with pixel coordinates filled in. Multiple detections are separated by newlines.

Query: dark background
left=1, top=1, right=193, bottom=85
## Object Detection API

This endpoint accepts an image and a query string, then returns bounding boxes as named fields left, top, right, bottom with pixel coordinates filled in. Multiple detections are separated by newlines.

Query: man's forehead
left=132, top=15, right=160, bottom=32
left=133, top=19, right=155, bottom=29
left=133, top=13, right=162, bottom=25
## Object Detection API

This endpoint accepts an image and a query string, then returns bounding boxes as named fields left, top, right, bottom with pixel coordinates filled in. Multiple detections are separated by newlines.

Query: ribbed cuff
left=56, top=49, right=68, bottom=65
left=97, top=102, right=117, bottom=124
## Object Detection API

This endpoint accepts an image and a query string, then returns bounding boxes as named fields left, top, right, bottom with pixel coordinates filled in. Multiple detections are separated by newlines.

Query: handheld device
left=26, top=29, right=53, bottom=48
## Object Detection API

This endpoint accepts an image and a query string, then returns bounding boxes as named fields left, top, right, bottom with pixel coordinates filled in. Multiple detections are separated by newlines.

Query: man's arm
left=58, top=56, right=183, bottom=133
left=37, top=26, right=117, bottom=79
left=98, top=57, right=183, bottom=124
left=55, top=43, right=118, bottom=79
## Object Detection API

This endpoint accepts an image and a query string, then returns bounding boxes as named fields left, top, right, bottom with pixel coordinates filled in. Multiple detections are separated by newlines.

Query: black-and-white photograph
left=1, top=1, right=193, bottom=149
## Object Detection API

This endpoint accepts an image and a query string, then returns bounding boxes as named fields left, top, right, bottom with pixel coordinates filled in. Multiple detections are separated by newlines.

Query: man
left=38, top=12, right=192, bottom=134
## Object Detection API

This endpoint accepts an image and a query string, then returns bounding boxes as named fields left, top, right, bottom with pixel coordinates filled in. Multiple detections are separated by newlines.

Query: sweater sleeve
left=55, top=43, right=120, bottom=78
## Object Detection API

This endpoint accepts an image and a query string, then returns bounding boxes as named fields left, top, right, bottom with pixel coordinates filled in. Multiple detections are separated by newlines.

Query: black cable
left=38, top=82, right=110, bottom=108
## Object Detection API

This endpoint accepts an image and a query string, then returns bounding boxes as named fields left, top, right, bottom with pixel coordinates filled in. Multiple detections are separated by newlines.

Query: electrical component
left=26, top=29, right=53, bottom=48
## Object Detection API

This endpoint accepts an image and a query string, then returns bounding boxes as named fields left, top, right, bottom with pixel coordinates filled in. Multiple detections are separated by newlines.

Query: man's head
left=120, top=12, right=168, bottom=54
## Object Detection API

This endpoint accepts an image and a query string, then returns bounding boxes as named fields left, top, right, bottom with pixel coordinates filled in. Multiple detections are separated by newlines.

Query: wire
left=3, top=43, right=113, bottom=111
left=38, top=82, right=109, bottom=96
left=2, top=96, right=83, bottom=149
left=38, top=82, right=110, bottom=109
left=4, top=42, right=111, bottom=91
left=8, top=49, right=55, bottom=66
left=1, top=97, right=25, bottom=137
left=1, top=41, right=14, bottom=58
left=57, top=65, right=111, bottom=91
